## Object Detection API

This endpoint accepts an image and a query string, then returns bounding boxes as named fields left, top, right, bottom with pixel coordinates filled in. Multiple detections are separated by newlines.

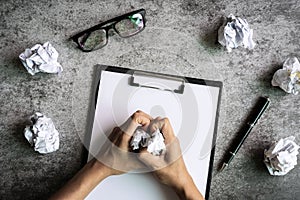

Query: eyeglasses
left=71, top=9, right=146, bottom=52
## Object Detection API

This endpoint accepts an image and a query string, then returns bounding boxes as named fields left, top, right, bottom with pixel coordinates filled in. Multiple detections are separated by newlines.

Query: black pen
left=220, top=96, right=270, bottom=171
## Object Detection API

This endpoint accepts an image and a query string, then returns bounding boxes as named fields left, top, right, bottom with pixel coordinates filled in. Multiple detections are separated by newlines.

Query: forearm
left=49, top=159, right=110, bottom=200
left=173, top=175, right=204, bottom=200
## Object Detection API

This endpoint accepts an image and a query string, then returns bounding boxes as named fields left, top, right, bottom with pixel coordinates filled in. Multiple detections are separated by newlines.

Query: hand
left=49, top=111, right=152, bottom=200
left=138, top=117, right=204, bottom=200
left=96, top=110, right=152, bottom=175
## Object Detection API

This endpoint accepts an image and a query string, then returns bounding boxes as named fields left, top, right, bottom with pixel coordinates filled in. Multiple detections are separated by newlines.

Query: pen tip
left=219, top=163, right=228, bottom=172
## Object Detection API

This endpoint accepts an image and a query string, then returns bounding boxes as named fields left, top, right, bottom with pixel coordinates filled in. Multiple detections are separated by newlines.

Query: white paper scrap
left=131, top=128, right=166, bottom=156
left=271, top=57, right=300, bottom=95
left=147, top=129, right=166, bottom=156
left=19, top=42, right=63, bottom=75
left=24, top=112, right=60, bottom=154
left=264, top=136, right=299, bottom=176
left=130, top=128, right=151, bottom=150
left=218, top=14, right=256, bottom=52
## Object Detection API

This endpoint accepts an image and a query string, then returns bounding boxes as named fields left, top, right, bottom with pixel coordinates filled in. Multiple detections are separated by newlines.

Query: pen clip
left=248, top=97, right=270, bottom=125
left=247, top=122, right=255, bottom=127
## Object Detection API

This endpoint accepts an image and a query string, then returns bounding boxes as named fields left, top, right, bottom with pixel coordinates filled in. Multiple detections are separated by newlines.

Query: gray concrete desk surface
left=0, top=0, right=299, bottom=199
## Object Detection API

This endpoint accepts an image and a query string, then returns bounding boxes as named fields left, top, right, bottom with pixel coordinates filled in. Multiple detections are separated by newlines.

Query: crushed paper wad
left=19, top=42, right=63, bottom=75
left=218, top=14, right=256, bottom=52
left=131, top=128, right=150, bottom=150
left=272, top=57, right=300, bottom=95
left=24, top=112, right=60, bottom=154
left=131, top=128, right=166, bottom=156
left=264, top=136, right=299, bottom=176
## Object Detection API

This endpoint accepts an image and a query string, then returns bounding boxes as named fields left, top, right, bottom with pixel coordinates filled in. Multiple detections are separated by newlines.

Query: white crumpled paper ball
left=264, top=136, right=299, bottom=176
left=131, top=128, right=150, bottom=150
left=272, top=57, right=300, bottom=95
left=147, top=129, right=166, bottom=156
left=218, top=14, right=256, bottom=52
left=19, top=42, right=63, bottom=75
left=24, top=112, right=60, bottom=154
left=130, top=128, right=166, bottom=156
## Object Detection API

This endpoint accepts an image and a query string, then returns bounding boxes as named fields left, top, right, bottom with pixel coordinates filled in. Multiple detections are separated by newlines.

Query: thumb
left=138, top=149, right=164, bottom=170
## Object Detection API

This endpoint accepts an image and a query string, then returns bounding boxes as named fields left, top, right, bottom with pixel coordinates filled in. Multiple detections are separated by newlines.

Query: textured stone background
left=0, top=0, right=299, bottom=199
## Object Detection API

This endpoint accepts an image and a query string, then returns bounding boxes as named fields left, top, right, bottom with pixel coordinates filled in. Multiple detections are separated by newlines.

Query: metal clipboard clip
left=129, top=71, right=185, bottom=94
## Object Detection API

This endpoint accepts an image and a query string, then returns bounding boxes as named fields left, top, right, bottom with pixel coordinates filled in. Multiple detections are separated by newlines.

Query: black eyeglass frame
left=71, top=9, right=146, bottom=52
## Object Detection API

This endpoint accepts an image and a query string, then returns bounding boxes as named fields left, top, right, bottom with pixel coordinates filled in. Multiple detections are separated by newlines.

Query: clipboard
left=84, top=65, right=222, bottom=200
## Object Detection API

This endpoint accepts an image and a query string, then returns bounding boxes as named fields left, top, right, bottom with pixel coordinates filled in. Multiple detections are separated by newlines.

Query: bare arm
left=49, top=159, right=110, bottom=200
left=49, top=111, right=152, bottom=200
left=50, top=111, right=203, bottom=200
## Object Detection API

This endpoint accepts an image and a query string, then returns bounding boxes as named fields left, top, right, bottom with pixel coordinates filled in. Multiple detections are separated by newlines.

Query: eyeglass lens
left=115, top=13, right=144, bottom=37
left=78, top=29, right=107, bottom=51
left=77, top=12, right=144, bottom=51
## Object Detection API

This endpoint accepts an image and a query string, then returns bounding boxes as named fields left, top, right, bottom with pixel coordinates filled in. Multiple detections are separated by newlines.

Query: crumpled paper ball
left=264, top=136, right=299, bottom=176
left=271, top=57, right=300, bottom=95
left=131, top=128, right=150, bottom=150
left=218, top=14, right=256, bottom=52
left=24, top=112, right=60, bottom=154
left=131, top=128, right=166, bottom=156
left=19, top=42, right=63, bottom=75
left=147, top=129, right=166, bottom=156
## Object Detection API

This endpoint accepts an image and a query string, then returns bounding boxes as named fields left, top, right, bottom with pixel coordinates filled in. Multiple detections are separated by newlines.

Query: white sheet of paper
left=86, top=70, right=221, bottom=200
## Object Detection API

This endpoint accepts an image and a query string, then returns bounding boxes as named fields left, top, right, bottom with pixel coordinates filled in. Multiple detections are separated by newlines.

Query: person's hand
left=50, top=111, right=203, bottom=200
left=49, top=110, right=152, bottom=200
left=138, top=117, right=204, bottom=200
left=96, top=110, right=152, bottom=175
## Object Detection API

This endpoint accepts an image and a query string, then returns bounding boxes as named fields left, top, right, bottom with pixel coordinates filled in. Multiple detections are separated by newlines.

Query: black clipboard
left=83, top=65, right=222, bottom=200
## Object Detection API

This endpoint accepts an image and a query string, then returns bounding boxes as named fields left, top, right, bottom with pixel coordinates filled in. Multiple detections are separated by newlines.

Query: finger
left=107, top=127, right=129, bottom=150
left=134, top=110, right=153, bottom=121
left=123, top=111, right=152, bottom=136
left=138, top=149, right=164, bottom=170
left=107, top=127, right=122, bottom=143
left=149, top=117, right=176, bottom=144
left=134, top=111, right=153, bottom=132
left=148, top=117, right=163, bottom=133
left=160, top=118, right=176, bottom=144
left=131, top=110, right=152, bottom=126
left=119, top=111, right=152, bottom=150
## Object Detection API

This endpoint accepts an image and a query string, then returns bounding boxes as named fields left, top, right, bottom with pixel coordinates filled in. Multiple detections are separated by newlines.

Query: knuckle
left=163, top=117, right=170, bottom=125
left=155, top=116, right=162, bottom=121
left=131, top=113, right=139, bottom=120
left=132, top=110, right=142, bottom=119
